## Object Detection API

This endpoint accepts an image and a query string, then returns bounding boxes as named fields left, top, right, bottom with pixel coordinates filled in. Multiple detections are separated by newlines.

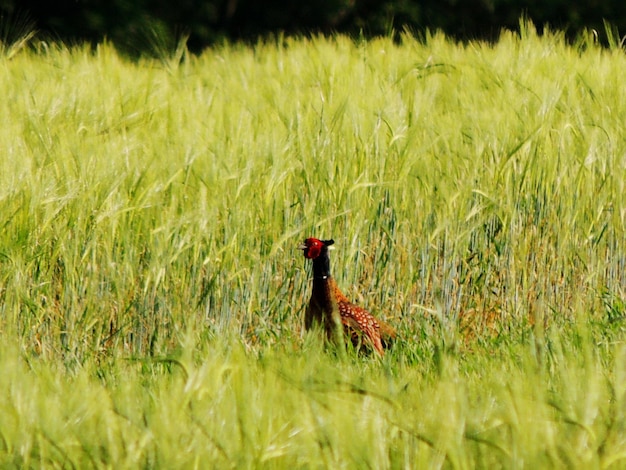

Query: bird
left=300, top=237, right=396, bottom=355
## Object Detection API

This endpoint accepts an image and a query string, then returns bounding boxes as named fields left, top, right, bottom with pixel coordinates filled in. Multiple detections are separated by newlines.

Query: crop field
left=1, top=21, right=626, bottom=468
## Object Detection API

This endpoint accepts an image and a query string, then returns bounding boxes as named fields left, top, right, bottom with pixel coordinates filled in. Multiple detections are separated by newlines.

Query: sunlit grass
left=1, top=21, right=626, bottom=467
left=0, top=331, right=625, bottom=468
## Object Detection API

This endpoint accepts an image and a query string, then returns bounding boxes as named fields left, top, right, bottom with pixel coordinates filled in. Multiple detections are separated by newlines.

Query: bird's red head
left=301, top=238, right=335, bottom=259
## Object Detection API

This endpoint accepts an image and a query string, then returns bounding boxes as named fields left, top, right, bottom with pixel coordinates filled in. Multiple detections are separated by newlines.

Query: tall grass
left=1, top=22, right=626, bottom=466
left=0, top=332, right=625, bottom=468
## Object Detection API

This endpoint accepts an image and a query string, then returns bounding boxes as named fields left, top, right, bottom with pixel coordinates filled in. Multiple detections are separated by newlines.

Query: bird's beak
left=327, top=245, right=335, bottom=250
left=298, top=243, right=307, bottom=250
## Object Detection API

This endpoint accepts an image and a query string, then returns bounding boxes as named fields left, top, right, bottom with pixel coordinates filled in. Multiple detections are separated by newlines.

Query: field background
left=1, top=23, right=626, bottom=467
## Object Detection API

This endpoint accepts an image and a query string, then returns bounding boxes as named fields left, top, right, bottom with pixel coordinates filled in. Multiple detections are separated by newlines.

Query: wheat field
left=1, top=22, right=626, bottom=467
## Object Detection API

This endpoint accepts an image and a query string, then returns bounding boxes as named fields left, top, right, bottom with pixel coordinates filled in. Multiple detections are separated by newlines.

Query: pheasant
left=300, top=237, right=396, bottom=355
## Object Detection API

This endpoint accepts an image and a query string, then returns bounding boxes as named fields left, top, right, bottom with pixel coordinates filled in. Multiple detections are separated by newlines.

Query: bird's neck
left=312, top=251, right=332, bottom=280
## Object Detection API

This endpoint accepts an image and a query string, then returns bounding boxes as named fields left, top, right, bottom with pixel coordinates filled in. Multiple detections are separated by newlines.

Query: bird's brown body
left=301, top=238, right=396, bottom=355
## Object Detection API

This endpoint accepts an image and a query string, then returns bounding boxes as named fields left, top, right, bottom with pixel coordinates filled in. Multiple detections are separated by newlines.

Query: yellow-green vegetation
left=1, top=22, right=626, bottom=467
